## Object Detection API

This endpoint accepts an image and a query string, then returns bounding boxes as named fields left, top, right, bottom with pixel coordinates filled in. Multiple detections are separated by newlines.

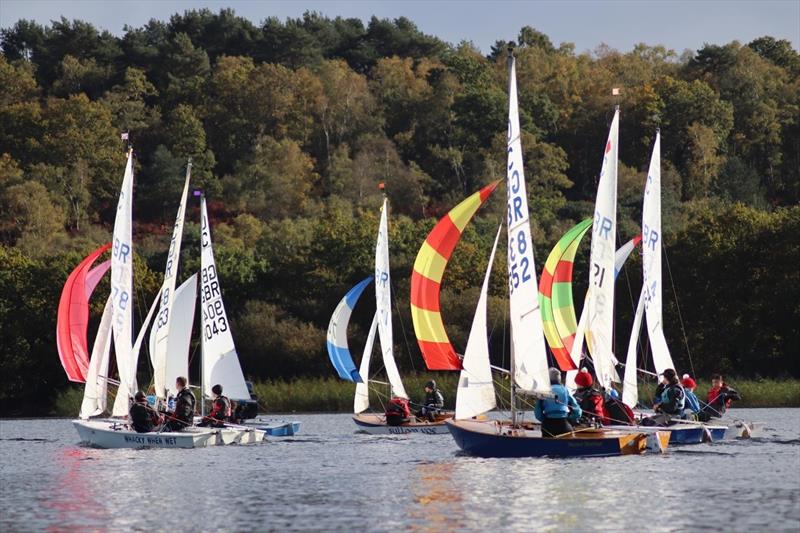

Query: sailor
left=646, top=368, right=685, bottom=426
left=385, top=397, right=411, bottom=426
left=129, top=391, right=163, bottom=433
left=199, top=384, right=231, bottom=428
left=573, top=370, right=607, bottom=425
left=164, top=376, right=196, bottom=431
left=681, top=375, right=701, bottom=418
left=701, top=374, right=742, bottom=419
left=535, top=368, right=582, bottom=437
left=415, top=380, right=444, bottom=422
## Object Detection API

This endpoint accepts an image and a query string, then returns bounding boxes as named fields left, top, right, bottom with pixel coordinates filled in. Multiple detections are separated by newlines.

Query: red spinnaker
left=56, top=243, right=111, bottom=382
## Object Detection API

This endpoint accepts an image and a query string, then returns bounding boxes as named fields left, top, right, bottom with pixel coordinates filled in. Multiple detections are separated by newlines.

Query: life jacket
left=424, top=390, right=444, bottom=409
left=385, top=397, right=410, bottom=419
left=574, top=388, right=607, bottom=424
left=130, top=402, right=156, bottom=433
left=540, top=384, right=571, bottom=419
left=209, top=395, right=232, bottom=421
left=604, top=397, right=635, bottom=425
left=657, top=383, right=685, bottom=415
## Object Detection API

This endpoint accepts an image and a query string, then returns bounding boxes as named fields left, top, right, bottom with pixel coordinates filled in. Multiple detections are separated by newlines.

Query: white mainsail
left=374, top=198, right=408, bottom=399
left=585, top=108, right=620, bottom=390
left=80, top=295, right=113, bottom=419
left=354, top=313, right=378, bottom=414
left=455, top=227, right=501, bottom=420
left=566, top=301, right=589, bottom=390
left=110, top=150, right=136, bottom=417
left=150, top=162, right=192, bottom=398
left=642, top=131, right=674, bottom=375
left=165, top=274, right=198, bottom=398
left=506, top=55, right=550, bottom=393
left=200, top=197, right=250, bottom=400
left=623, top=286, right=647, bottom=408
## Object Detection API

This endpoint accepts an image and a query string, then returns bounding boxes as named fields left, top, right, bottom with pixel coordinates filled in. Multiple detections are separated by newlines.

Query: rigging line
left=663, top=244, right=695, bottom=377
left=390, top=279, right=416, bottom=372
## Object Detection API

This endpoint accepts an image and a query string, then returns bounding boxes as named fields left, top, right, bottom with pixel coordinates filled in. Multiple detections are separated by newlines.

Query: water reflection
left=44, top=447, right=108, bottom=531
left=409, top=461, right=465, bottom=531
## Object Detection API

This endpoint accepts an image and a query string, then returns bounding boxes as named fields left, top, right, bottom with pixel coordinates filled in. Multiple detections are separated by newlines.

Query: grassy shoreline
left=49, top=376, right=800, bottom=416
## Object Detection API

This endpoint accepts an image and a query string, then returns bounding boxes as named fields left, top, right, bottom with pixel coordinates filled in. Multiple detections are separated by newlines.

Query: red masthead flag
left=378, top=182, right=385, bottom=190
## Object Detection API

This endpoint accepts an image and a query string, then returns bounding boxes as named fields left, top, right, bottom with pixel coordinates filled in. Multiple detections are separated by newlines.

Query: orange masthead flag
left=378, top=182, right=385, bottom=190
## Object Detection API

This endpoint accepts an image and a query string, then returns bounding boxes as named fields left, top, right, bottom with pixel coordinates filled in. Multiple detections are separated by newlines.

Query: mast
left=199, top=190, right=206, bottom=418
left=507, top=48, right=517, bottom=427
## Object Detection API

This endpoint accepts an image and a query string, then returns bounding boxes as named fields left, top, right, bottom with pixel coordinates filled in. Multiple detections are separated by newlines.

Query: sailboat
left=66, top=151, right=262, bottom=448
left=197, top=193, right=299, bottom=437
left=617, top=132, right=734, bottom=443
left=326, top=195, right=451, bottom=434
left=444, top=50, right=664, bottom=457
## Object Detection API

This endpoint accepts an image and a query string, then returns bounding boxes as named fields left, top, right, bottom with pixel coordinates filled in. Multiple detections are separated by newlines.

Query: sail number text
left=201, top=264, right=228, bottom=339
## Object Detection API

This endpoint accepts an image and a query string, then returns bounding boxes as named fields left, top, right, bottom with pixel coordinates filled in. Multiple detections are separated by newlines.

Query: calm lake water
left=1, top=408, right=798, bottom=532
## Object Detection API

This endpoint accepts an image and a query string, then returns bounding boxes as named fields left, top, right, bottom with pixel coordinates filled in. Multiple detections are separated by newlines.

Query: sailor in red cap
left=573, top=370, right=608, bottom=425
left=681, top=374, right=701, bottom=418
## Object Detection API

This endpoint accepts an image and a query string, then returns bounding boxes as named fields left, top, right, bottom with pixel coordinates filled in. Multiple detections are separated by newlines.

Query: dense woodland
left=0, top=10, right=798, bottom=415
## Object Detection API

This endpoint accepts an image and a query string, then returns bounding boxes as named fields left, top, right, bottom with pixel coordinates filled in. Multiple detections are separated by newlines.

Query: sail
left=506, top=55, right=550, bottom=393
left=538, top=219, right=591, bottom=371
left=642, top=132, right=675, bottom=375
left=79, top=295, right=113, bottom=419
left=131, top=290, right=160, bottom=375
left=615, top=235, right=642, bottom=277
left=354, top=313, right=378, bottom=414
left=623, top=286, right=647, bottom=409
left=57, top=243, right=111, bottom=382
left=164, top=274, right=197, bottom=398
left=111, top=150, right=136, bottom=417
left=200, top=197, right=250, bottom=401
left=327, top=277, right=373, bottom=382
left=585, top=108, right=620, bottom=391
left=150, top=162, right=192, bottom=398
left=410, top=181, right=499, bottom=370
left=456, top=226, right=501, bottom=420
left=375, top=198, right=407, bottom=399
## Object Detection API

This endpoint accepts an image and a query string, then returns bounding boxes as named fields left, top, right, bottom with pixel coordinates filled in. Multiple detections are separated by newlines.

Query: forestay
left=200, top=197, right=250, bottom=401
left=585, top=109, right=620, bottom=391
left=327, top=276, right=372, bottom=382
left=150, top=162, right=192, bottom=398
left=375, top=198, right=408, bottom=399
left=506, top=55, right=550, bottom=393
left=456, top=226, right=502, bottom=420
left=642, top=132, right=674, bottom=375
left=110, top=150, right=136, bottom=417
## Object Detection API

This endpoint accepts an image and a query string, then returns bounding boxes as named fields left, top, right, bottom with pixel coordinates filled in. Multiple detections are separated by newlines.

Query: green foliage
left=0, top=13, right=797, bottom=416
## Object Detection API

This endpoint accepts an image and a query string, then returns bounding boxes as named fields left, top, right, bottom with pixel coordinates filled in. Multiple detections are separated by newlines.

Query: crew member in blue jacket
left=535, top=368, right=582, bottom=437
left=681, top=375, right=701, bottom=418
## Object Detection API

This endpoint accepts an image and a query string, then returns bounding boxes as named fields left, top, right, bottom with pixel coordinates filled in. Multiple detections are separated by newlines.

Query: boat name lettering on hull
left=123, top=435, right=178, bottom=446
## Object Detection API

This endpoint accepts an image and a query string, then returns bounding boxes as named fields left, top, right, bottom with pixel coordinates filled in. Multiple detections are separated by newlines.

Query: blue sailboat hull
left=446, top=420, right=648, bottom=458
left=248, top=420, right=301, bottom=437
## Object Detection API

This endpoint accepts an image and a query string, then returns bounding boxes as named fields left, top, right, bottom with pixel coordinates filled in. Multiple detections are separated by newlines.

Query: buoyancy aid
left=538, top=384, right=579, bottom=420
left=386, top=397, right=410, bottom=418
left=209, top=395, right=232, bottom=421
left=174, top=388, right=196, bottom=422
left=574, top=387, right=607, bottom=423
left=130, top=402, right=157, bottom=433
left=657, top=383, right=685, bottom=415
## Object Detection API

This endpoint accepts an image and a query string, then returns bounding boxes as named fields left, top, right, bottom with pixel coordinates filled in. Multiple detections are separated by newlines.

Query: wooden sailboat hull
left=446, top=419, right=650, bottom=458
left=352, top=413, right=453, bottom=435
left=73, top=420, right=264, bottom=448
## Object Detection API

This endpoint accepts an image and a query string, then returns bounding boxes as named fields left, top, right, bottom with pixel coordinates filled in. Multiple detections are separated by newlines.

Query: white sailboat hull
left=73, top=419, right=264, bottom=448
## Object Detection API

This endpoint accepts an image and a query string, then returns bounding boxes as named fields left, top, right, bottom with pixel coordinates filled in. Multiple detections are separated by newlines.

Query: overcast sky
left=1, top=0, right=798, bottom=54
